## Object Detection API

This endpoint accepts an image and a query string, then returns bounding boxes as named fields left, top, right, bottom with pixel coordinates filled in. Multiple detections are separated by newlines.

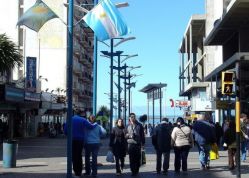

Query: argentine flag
left=83, top=0, right=129, bottom=41
left=17, top=0, right=58, bottom=32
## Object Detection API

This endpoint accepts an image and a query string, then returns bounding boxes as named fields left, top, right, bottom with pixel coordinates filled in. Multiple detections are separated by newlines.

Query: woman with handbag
left=109, top=118, right=127, bottom=176
left=171, top=117, right=193, bottom=173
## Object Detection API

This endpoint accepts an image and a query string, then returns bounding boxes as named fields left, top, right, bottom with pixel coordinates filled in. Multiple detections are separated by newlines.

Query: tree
left=0, top=33, right=22, bottom=81
left=97, top=105, right=110, bottom=118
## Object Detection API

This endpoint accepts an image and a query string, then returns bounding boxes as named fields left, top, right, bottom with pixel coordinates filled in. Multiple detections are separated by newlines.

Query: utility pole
left=235, top=61, right=241, bottom=178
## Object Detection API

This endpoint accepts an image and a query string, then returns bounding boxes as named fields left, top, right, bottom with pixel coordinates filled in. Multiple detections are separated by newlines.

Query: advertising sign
left=175, top=100, right=190, bottom=107
left=26, top=57, right=37, bottom=92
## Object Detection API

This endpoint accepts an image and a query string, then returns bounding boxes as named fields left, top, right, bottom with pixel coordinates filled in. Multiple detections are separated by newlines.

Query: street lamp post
left=120, top=65, right=141, bottom=125
left=92, top=0, right=99, bottom=116
left=101, top=46, right=122, bottom=133
left=66, top=0, right=74, bottom=178
left=101, top=37, right=136, bottom=132
left=123, top=63, right=127, bottom=125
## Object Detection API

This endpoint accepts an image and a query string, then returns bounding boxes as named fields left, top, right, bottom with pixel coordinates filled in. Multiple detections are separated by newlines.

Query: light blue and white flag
left=17, top=0, right=58, bottom=32
left=83, top=0, right=129, bottom=41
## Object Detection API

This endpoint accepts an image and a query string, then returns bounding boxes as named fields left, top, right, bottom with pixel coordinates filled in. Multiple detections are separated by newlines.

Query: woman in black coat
left=109, top=118, right=127, bottom=175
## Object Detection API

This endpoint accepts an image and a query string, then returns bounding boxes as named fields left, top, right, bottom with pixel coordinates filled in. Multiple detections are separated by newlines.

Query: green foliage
left=0, top=33, right=22, bottom=74
left=97, top=105, right=110, bottom=118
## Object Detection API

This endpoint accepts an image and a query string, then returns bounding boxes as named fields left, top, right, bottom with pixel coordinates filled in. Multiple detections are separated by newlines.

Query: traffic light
left=222, top=71, right=234, bottom=95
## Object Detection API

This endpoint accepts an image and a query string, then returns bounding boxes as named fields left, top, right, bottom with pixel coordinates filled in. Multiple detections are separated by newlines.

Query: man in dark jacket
left=192, top=112, right=216, bottom=170
left=64, top=110, right=96, bottom=177
left=152, top=118, right=172, bottom=174
left=125, top=113, right=145, bottom=176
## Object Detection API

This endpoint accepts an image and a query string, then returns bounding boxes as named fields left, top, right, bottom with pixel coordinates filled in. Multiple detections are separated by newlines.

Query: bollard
left=3, top=140, right=18, bottom=168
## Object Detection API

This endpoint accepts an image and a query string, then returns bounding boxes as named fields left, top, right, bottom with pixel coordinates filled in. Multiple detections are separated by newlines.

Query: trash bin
left=3, top=140, right=18, bottom=168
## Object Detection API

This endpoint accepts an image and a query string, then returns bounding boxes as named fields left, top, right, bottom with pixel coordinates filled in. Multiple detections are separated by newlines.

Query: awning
left=140, top=83, right=167, bottom=93
left=204, top=0, right=249, bottom=46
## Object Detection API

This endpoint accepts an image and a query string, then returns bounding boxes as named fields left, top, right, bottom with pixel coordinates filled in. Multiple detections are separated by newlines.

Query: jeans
left=241, top=141, right=247, bottom=161
left=72, top=140, right=84, bottom=176
left=85, top=143, right=100, bottom=176
left=197, top=144, right=211, bottom=168
left=174, top=146, right=190, bottom=171
left=156, top=150, right=170, bottom=172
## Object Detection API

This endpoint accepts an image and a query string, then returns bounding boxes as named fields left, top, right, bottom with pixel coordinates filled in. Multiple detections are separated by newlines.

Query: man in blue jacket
left=192, top=112, right=216, bottom=170
left=64, top=110, right=96, bottom=177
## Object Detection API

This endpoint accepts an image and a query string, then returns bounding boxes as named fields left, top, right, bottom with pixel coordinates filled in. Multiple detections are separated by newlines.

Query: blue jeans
left=241, top=141, right=247, bottom=161
left=198, top=144, right=210, bottom=167
left=84, top=143, right=100, bottom=176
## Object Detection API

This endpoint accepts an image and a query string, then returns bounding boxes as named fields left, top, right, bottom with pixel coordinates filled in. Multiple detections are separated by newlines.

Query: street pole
left=152, top=90, right=155, bottom=128
left=159, top=87, right=162, bottom=122
left=128, top=72, right=131, bottom=116
left=92, top=0, right=98, bottom=116
left=66, top=0, right=73, bottom=177
left=124, top=63, right=127, bottom=125
left=118, top=55, right=121, bottom=119
left=235, top=61, right=241, bottom=178
left=110, top=38, right=114, bottom=133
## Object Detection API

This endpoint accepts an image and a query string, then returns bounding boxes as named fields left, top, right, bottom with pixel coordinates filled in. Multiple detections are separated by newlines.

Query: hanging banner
left=26, top=56, right=37, bottom=92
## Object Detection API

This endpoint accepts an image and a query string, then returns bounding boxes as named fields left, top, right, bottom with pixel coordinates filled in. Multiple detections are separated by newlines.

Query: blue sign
left=5, top=85, right=24, bottom=102
left=26, top=57, right=37, bottom=92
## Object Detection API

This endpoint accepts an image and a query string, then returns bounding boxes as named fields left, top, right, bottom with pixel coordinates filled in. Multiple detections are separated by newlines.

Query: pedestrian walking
left=171, top=117, right=193, bottom=173
left=152, top=117, right=172, bottom=174
left=215, top=122, right=223, bottom=147
left=84, top=115, right=105, bottom=177
left=125, top=113, right=145, bottom=176
left=240, top=113, right=248, bottom=162
left=192, top=112, right=216, bottom=170
left=223, top=120, right=237, bottom=170
left=64, top=110, right=96, bottom=177
left=109, top=118, right=127, bottom=176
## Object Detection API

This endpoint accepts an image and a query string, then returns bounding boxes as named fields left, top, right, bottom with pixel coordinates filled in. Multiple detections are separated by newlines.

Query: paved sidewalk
left=0, top=137, right=249, bottom=178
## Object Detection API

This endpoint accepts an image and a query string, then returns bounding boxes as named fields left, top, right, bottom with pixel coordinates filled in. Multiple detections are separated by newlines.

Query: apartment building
left=204, top=0, right=249, bottom=120
left=0, top=0, right=94, bottom=137
left=179, top=14, right=215, bottom=119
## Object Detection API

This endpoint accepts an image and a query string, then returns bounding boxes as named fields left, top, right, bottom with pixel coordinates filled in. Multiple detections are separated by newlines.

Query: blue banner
left=26, top=57, right=37, bottom=92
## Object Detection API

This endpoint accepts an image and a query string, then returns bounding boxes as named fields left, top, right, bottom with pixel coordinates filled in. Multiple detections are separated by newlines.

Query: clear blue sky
left=97, top=0, right=205, bottom=116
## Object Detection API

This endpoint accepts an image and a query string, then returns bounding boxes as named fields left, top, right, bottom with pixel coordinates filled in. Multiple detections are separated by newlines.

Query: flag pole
left=92, top=0, right=99, bottom=116
left=66, top=0, right=74, bottom=177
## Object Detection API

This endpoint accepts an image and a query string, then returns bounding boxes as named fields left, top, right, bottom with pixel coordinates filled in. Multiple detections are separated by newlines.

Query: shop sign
left=175, top=100, right=190, bottom=107
left=25, top=92, right=40, bottom=101
left=5, top=85, right=24, bottom=102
